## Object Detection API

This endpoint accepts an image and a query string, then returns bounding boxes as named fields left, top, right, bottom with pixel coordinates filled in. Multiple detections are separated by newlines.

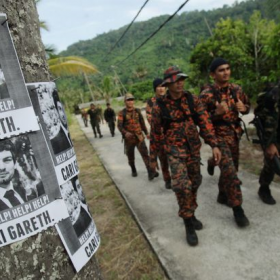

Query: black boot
left=217, top=191, right=230, bottom=207
left=191, top=216, right=203, bottom=230
left=99, top=134, right=103, bottom=138
left=148, top=169, right=159, bottom=181
left=130, top=164, right=138, bottom=177
left=233, top=206, right=250, bottom=228
left=207, top=159, right=215, bottom=176
left=183, top=218, right=198, bottom=246
left=258, top=185, right=276, bottom=205
left=165, top=180, right=172, bottom=189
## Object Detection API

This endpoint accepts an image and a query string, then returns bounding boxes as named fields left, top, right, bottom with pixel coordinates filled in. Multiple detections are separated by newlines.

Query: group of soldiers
left=82, top=103, right=116, bottom=138
left=115, top=57, right=280, bottom=246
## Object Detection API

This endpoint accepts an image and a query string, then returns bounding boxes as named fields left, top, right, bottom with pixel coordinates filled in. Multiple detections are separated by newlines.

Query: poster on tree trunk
left=55, top=176, right=100, bottom=272
left=0, top=131, right=69, bottom=247
left=27, top=82, right=79, bottom=185
left=0, top=14, right=39, bottom=139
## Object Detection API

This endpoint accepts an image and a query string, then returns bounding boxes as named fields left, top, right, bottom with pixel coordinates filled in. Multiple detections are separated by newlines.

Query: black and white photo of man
left=37, top=83, right=72, bottom=155
left=74, top=177, right=86, bottom=205
left=0, top=64, right=10, bottom=99
left=0, top=140, right=25, bottom=210
left=0, top=138, right=44, bottom=211
left=60, top=177, right=92, bottom=238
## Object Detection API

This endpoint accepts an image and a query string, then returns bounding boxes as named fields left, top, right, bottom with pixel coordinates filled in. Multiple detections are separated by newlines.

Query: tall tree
left=0, top=1, right=103, bottom=278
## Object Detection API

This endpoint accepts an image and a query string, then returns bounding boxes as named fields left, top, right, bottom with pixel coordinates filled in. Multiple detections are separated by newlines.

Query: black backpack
left=156, top=92, right=199, bottom=134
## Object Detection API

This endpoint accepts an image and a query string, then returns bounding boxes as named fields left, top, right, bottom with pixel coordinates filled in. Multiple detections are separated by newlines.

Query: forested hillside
left=61, top=0, right=275, bottom=82
left=57, top=0, right=279, bottom=109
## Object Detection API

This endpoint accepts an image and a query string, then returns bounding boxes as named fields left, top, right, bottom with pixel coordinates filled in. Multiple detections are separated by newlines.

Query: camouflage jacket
left=150, top=91, right=218, bottom=159
left=200, top=83, right=250, bottom=139
left=255, top=88, right=280, bottom=147
left=87, top=109, right=100, bottom=124
left=146, top=97, right=156, bottom=125
left=117, top=107, right=148, bottom=142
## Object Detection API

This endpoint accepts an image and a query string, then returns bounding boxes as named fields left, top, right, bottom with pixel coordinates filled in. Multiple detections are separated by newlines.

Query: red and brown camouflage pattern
left=259, top=143, right=280, bottom=187
left=125, top=138, right=150, bottom=169
left=150, top=91, right=218, bottom=160
left=146, top=97, right=156, bottom=125
left=216, top=136, right=242, bottom=207
left=146, top=97, right=171, bottom=182
left=200, top=83, right=250, bottom=207
left=150, top=91, right=218, bottom=218
left=117, top=108, right=148, bottom=142
left=117, top=107, right=150, bottom=169
left=200, top=83, right=250, bottom=139
left=168, top=154, right=202, bottom=218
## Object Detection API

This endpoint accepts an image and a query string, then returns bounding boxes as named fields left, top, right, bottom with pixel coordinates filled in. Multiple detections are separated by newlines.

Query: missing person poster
left=0, top=14, right=39, bottom=138
left=56, top=176, right=100, bottom=272
left=0, top=133, right=69, bottom=247
left=27, top=82, right=79, bottom=185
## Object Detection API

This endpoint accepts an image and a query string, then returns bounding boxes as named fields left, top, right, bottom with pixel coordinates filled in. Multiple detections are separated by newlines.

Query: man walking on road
left=118, top=93, right=158, bottom=179
left=104, top=103, right=116, bottom=137
left=150, top=66, right=221, bottom=246
left=87, top=103, right=103, bottom=138
left=254, top=83, right=280, bottom=205
left=146, top=78, right=171, bottom=189
left=200, top=57, right=251, bottom=228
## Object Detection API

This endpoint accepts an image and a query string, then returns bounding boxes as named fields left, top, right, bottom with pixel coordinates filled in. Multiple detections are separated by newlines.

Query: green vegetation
left=56, top=0, right=279, bottom=110
left=189, top=10, right=279, bottom=100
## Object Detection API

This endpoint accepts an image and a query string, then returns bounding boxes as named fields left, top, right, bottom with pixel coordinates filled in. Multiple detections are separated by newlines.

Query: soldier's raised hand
left=235, top=98, right=247, bottom=113
left=215, top=101, right=228, bottom=115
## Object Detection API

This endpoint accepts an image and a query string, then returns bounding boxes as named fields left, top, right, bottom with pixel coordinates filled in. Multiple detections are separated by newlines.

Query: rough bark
left=0, top=0, right=103, bottom=279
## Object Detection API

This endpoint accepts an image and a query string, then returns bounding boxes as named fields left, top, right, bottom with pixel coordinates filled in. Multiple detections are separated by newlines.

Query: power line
left=107, top=0, right=150, bottom=55
left=117, top=0, right=190, bottom=65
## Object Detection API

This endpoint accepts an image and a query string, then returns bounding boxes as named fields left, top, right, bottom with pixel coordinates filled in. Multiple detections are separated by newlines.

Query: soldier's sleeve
left=260, top=105, right=278, bottom=147
left=150, top=105, right=162, bottom=160
left=146, top=99, right=152, bottom=125
left=139, top=110, right=148, bottom=135
left=104, top=109, right=108, bottom=122
left=113, top=109, right=116, bottom=121
left=194, top=96, right=218, bottom=148
left=199, top=89, right=219, bottom=121
left=237, top=86, right=251, bottom=115
left=117, top=110, right=126, bottom=135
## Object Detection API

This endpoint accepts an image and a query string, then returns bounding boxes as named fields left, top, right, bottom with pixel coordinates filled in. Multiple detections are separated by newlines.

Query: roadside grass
left=69, top=117, right=167, bottom=280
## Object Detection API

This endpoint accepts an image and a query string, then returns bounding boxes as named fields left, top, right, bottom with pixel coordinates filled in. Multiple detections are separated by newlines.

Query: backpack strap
left=185, top=92, right=199, bottom=125
left=122, top=108, right=127, bottom=128
left=147, top=98, right=154, bottom=108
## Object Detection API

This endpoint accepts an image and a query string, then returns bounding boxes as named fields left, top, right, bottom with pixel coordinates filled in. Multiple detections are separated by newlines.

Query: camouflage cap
left=124, top=93, right=135, bottom=101
left=162, top=66, right=188, bottom=85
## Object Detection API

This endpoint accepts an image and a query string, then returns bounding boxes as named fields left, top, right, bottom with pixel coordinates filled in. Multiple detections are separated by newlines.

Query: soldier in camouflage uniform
left=200, top=57, right=250, bottom=228
left=146, top=78, right=171, bottom=189
left=87, top=103, right=103, bottom=138
left=118, top=93, right=158, bottom=179
left=150, top=66, right=221, bottom=246
left=255, top=83, right=280, bottom=205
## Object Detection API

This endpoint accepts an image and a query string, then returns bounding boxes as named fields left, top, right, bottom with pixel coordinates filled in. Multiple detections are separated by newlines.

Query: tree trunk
left=0, top=1, right=103, bottom=278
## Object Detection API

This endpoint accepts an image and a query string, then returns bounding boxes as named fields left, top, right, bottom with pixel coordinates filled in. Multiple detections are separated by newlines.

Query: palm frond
left=49, top=59, right=98, bottom=77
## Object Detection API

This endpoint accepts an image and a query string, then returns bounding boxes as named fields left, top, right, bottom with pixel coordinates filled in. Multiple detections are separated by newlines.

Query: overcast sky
left=37, top=0, right=237, bottom=52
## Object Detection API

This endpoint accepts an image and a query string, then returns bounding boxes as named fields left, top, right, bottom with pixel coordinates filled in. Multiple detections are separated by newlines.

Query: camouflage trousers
left=209, top=135, right=242, bottom=207
left=90, top=120, right=101, bottom=137
left=125, top=138, right=150, bottom=170
left=168, top=153, right=202, bottom=219
left=259, top=143, right=280, bottom=187
left=157, top=147, right=171, bottom=182
left=107, top=120, right=115, bottom=136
